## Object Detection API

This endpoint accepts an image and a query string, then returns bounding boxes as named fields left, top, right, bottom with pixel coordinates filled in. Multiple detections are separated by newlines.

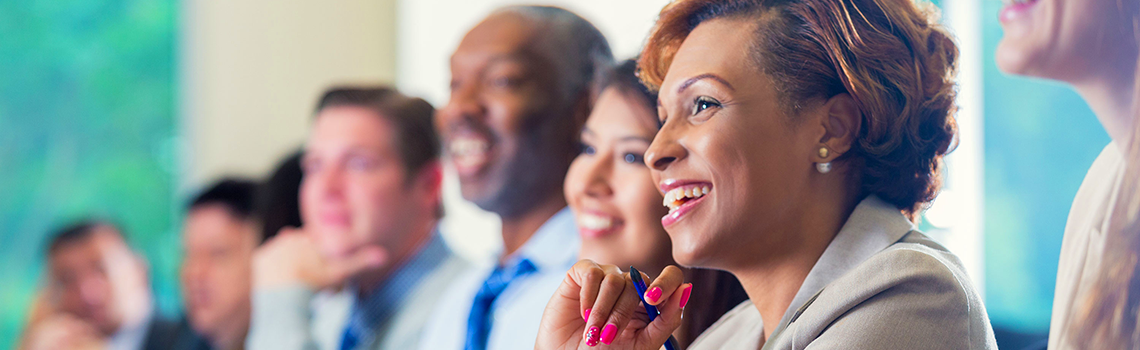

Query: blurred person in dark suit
left=178, top=179, right=261, bottom=350
left=19, top=220, right=179, bottom=350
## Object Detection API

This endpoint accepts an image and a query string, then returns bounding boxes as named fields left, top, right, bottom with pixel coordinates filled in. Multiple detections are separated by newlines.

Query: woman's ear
left=815, top=93, right=861, bottom=162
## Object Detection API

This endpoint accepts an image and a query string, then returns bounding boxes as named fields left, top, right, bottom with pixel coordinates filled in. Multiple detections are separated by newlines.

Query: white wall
left=396, top=0, right=670, bottom=262
left=929, top=0, right=986, bottom=294
left=181, top=0, right=397, bottom=189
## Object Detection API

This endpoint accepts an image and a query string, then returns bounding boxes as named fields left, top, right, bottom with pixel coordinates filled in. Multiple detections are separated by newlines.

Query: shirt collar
left=109, top=311, right=153, bottom=350
left=774, top=195, right=915, bottom=328
left=346, top=229, right=451, bottom=341
left=500, top=207, right=580, bottom=273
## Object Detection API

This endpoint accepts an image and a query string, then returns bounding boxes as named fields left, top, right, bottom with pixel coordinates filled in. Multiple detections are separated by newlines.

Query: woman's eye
left=691, top=96, right=721, bottom=115
left=622, top=152, right=644, bottom=165
left=579, top=142, right=596, bottom=156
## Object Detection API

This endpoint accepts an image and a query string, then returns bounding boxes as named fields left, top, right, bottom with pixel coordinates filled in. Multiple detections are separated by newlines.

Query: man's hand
left=19, top=314, right=106, bottom=350
left=252, top=227, right=388, bottom=290
left=90, top=229, right=151, bottom=329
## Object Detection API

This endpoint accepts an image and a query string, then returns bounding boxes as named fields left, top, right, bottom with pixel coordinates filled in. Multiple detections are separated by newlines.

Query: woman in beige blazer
left=534, top=0, right=997, bottom=349
left=994, top=0, right=1140, bottom=348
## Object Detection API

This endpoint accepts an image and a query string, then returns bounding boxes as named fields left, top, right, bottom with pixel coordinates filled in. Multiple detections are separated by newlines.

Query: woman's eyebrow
left=677, top=73, right=735, bottom=94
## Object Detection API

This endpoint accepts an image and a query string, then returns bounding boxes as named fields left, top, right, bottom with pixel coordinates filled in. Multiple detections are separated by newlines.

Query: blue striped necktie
left=463, top=258, right=537, bottom=350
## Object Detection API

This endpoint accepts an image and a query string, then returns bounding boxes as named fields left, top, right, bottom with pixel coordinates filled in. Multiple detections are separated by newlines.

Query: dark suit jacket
left=142, top=315, right=211, bottom=350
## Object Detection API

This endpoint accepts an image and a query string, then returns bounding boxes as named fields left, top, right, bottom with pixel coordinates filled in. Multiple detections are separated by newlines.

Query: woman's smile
left=575, top=209, right=624, bottom=238
left=659, top=180, right=713, bottom=227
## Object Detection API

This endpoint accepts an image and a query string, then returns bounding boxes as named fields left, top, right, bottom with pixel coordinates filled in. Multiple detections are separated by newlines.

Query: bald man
left=419, top=6, right=612, bottom=350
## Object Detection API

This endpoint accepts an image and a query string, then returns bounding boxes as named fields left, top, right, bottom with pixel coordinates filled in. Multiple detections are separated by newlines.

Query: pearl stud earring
left=816, top=162, right=832, bottom=174
left=816, top=147, right=831, bottom=174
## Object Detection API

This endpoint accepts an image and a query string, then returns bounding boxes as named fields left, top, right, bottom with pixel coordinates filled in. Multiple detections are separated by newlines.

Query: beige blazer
left=689, top=196, right=997, bottom=349
left=1049, top=143, right=1125, bottom=349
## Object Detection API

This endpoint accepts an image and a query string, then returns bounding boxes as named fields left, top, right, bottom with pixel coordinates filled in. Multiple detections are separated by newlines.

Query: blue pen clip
left=630, top=266, right=680, bottom=350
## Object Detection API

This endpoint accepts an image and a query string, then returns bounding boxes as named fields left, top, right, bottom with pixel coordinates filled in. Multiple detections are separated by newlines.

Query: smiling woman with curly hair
left=535, top=0, right=997, bottom=349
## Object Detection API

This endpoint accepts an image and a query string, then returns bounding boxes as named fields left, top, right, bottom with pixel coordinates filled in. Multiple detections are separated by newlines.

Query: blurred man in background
left=179, top=179, right=260, bottom=350
left=19, top=220, right=179, bottom=350
left=248, top=87, right=466, bottom=350
left=419, top=6, right=612, bottom=350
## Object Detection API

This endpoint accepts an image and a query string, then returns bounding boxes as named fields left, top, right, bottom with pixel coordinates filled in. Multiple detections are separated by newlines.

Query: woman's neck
left=1073, top=42, right=1138, bottom=150
left=733, top=253, right=821, bottom=341
left=728, top=192, right=854, bottom=340
left=1076, top=73, right=1137, bottom=149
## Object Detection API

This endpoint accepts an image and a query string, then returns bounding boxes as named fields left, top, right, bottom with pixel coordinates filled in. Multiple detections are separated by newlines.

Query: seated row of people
left=22, top=0, right=1140, bottom=348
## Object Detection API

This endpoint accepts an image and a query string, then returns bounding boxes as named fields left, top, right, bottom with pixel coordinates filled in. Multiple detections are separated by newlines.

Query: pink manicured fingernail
left=585, top=326, right=600, bottom=346
left=583, top=308, right=591, bottom=321
left=601, top=323, right=617, bottom=345
left=646, top=286, right=662, bottom=303
left=679, top=284, right=692, bottom=308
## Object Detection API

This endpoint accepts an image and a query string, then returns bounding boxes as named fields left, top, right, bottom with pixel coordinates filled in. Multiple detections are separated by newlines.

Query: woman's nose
left=645, top=124, right=686, bottom=171
left=581, top=154, right=614, bottom=198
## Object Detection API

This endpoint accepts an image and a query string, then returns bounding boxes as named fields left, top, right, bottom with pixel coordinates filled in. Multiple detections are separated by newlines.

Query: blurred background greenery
left=0, top=0, right=179, bottom=348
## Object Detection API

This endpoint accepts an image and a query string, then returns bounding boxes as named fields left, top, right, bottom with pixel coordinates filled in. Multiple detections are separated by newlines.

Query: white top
left=418, top=207, right=580, bottom=350
left=688, top=196, right=996, bottom=350
left=1049, top=143, right=1126, bottom=349
left=107, top=311, right=153, bottom=350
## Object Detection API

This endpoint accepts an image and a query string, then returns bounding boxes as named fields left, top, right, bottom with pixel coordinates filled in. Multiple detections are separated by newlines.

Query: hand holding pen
left=536, top=260, right=692, bottom=349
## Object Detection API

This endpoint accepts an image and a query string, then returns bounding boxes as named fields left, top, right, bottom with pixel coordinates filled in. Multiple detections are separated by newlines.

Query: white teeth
left=662, top=185, right=712, bottom=212
left=449, top=137, right=489, bottom=157
left=450, top=137, right=490, bottom=171
left=577, top=213, right=614, bottom=230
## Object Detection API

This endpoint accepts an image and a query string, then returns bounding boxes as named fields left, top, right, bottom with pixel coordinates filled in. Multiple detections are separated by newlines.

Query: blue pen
left=629, top=266, right=680, bottom=350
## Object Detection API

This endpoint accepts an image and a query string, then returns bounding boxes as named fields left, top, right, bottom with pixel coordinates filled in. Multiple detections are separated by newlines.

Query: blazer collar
left=772, top=195, right=915, bottom=331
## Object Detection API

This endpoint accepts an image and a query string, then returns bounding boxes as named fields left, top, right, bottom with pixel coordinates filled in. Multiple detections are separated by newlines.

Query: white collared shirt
left=107, top=311, right=153, bottom=350
left=418, top=207, right=580, bottom=350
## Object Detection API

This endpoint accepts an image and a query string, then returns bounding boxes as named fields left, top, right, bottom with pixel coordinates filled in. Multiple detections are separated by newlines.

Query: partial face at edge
left=48, top=227, right=135, bottom=336
left=996, top=0, right=1138, bottom=82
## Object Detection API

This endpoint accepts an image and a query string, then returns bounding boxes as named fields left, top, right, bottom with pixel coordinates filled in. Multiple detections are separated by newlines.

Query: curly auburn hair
left=638, top=0, right=959, bottom=216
